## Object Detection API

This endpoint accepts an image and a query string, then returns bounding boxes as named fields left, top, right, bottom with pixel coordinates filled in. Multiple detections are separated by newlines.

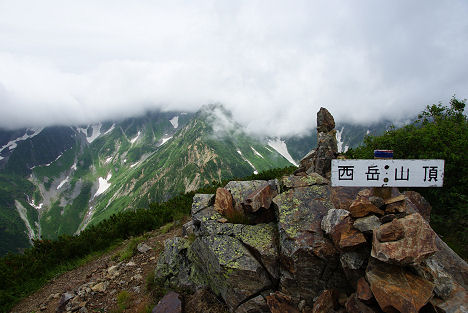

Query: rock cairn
left=295, top=107, right=338, bottom=178
left=154, top=109, right=468, bottom=313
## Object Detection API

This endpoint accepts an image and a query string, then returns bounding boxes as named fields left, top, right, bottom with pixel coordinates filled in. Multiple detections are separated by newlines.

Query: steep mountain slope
left=0, top=107, right=292, bottom=254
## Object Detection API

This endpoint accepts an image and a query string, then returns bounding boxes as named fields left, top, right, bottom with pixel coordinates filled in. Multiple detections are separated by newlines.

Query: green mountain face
left=0, top=107, right=294, bottom=254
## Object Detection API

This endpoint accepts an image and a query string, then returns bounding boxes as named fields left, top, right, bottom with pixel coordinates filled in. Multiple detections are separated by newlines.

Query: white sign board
left=331, top=159, right=444, bottom=187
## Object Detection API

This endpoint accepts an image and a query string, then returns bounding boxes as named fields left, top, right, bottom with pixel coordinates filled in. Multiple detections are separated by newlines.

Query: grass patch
left=119, top=236, right=145, bottom=262
left=158, top=222, right=174, bottom=234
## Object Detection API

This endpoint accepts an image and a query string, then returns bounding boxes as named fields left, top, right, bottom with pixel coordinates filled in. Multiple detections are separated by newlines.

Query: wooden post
left=371, top=150, right=393, bottom=199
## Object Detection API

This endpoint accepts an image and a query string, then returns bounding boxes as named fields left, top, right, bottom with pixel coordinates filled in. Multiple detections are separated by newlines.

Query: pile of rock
left=153, top=107, right=467, bottom=313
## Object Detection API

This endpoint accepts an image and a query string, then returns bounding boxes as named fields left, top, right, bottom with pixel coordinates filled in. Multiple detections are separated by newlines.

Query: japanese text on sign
left=331, top=159, right=444, bottom=187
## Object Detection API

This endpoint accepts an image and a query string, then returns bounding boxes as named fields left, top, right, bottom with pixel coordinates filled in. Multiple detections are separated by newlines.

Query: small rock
left=385, top=202, right=406, bottom=214
left=152, top=291, right=182, bottom=313
left=182, top=220, right=195, bottom=236
left=107, top=265, right=119, bottom=278
left=91, top=282, right=108, bottom=293
left=243, top=184, right=277, bottom=213
left=380, top=213, right=406, bottom=224
left=375, top=221, right=405, bottom=242
left=369, top=196, right=385, bottom=208
left=217, top=218, right=228, bottom=223
left=281, top=173, right=329, bottom=188
left=132, top=286, right=141, bottom=293
left=126, top=261, right=136, bottom=266
left=235, top=295, right=269, bottom=313
left=340, top=251, right=367, bottom=270
left=312, top=289, right=337, bottom=313
left=132, top=274, right=143, bottom=281
left=137, top=242, right=152, bottom=253
left=356, top=277, right=373, bottom=302
left=57, top=292, right=74, bottom=313
left=353, top=215, right=381, bottom=233
left=348, top=198, right=384, bottom=218
left=330, top=217, right=367, bottom=250
left=266, top=292, right=300, bottom=313
left=40, top=304, right=47, bottom=311
left=345, top=294, right=377, bottom=313
left=78, top=307, right=88, bottom=313
left=384, top=194, right=406, bottom=205
left=321, top=209, right=350, bottom=235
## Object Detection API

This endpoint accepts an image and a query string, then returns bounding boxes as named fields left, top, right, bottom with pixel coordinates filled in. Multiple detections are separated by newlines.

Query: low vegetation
left=0, top=166, right=295, bottom=312
left=346, top=97, right=468, bottom=258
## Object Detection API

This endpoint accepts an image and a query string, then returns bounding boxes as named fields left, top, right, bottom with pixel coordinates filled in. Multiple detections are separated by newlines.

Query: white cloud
left=0, top=0, right=467, bottom=136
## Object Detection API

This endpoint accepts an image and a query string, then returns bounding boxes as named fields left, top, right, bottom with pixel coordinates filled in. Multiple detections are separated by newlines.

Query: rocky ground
left=12, top=225, right=183, bottom=313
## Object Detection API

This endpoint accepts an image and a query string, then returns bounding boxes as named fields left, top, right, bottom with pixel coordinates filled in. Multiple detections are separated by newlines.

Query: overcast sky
left=0, top=0, right=467, bottom=136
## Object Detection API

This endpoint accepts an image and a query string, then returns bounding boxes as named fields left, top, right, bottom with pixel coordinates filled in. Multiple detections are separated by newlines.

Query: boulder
left=224, top=180, right=270, bottom=212
left=189, top=235, right=272, bottom=311
left=281, top=173, right=329, bottom=189
left=321, top=208, right=350, bottom=235
left=235, top=295, right=270, bottom=313
left=151, top=291, right=182, bottom=313
left=353, top=215, right=381, bottom=234
left=137, top=242, right=152, bottom=253
left=431, top=284, right=468, bottom=313
left=154, top=237, right=199, bottom=291
left=182, top=220, right=195, bottom=236
left=371, top=213, right=438, bottom=265
left=214, top=187, right=236, bottom=219
left=348, top=198, right=384, bottom=218
left=330, top=217, right=367, bottom=251
left=273, top=186, right=348, bottom=304
left=366, top=259, right=434, bottom=313
left=310, top=131, right=338, bottom=178
left=192, top=205, right=223, bottom=234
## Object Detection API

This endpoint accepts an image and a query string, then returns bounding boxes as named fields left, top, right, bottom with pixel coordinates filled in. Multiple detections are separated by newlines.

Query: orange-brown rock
left=431, top=283, right=468, bottom=313
left=266, top=292, right=300, bottom=313
left=243, top=184, right=277, bottom=213
left=366, top=259, right=434, bottom=313
left=375, top=221, right=404, bottom=242
left=384, top=194, right=406, bottom=205
left=356, top=277, right=373, bottom=302
left=372, top=213, right=438, bottom=265
left=385, top=202, right=406, bottom=214
left=214, top=188, right=236, bottom=219
left=312, top=289, right=337, bottom=313
left=330, top=217, right=367, bottom=250
left=330, top=187, right=363, bottom=211
left=348, top=198, right=384, bottom=218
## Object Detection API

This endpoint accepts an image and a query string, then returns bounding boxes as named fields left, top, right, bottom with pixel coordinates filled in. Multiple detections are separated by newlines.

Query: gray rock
left=191, top=194, right=214, bottom=216
left=154, top=237, right=199, bottom=291
left=321, top=208, right=350, bottom=235
left=340, top=251, right=367, bottom=270
left=281, top=173, right=329, bottom=189
left=192, top=205, right=223, bottom=234
left=137, top=242, right=152, bottom=253
left=57, top=292, right=75, bottom=313
left=235, top=295, right=270, bottom=313
left=369, top=196, right=385, bottom=208
left=353, top=215, right=381, bottom=233
left=224, top=180, right=270, bottom=212
left=182, top=220, right=195, bottom=236
left=190, top=235, right=272, bottom=311
left=317, top=107, right=335, bottom=133
left=152, top=291, right=182, bottom=313
left=273, top=185, right=348, bottom=304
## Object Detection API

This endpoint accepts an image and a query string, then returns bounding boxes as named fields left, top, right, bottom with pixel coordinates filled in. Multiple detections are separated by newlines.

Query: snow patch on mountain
left=366, top=129, right=370, bottom=135
left=130, top=161, right=140, bottom=168
left=237, top=150, right=258, bottom=174
left=251, top=146, right=264, bottom=159
left=57, top=176, right=69, bottom=190
left=71, top=162, right=77, bottom=171
left=78, top=124, right=102, bottom=143
left=93, top=173, right=112, bottom=198
left=130, top=131, right=141, bottom=144
left=15, top=200, right=36, bottom=242
left=103, top=124, right=115, bottom=135
left=28, top=199, right=43, bottom=210
left=105, top=156, right=113, bottom=164
left=267, top=139, right=298, bottom=166
left=0, top=128, right=43, bottom=154
left=170, top=116, right=179, bottom=128
left=336, top=127, right=349, bottom=153
left=158, top=135, right=173, bottom=146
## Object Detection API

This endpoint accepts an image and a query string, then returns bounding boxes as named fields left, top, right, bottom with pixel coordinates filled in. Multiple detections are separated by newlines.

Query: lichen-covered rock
left=281, top=173, right=329, bottom=189
left=189, top=235, right=272, bottom=311
left=192, top=205, right=223, bottom=234
left=191, top=194, right=214, bottom=216
left=353, top=215, right=381, bottom=234
left=273, top=186, right=348, bottom=304
left=182, top=220, right=195, bottom=236
left=321, top=208, right=350, bottom=235
left=366, top=259, right=434, bottom=313
left=154, top=237, right=199, bottom=291
left=235, top=295, right=270, bottom=313
left=224, top=180, right=269, bottom=211
left=371, top=213, right=438, bottom=265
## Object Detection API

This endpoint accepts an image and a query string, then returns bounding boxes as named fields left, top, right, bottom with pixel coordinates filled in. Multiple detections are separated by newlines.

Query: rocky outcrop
left=153, top=108, right=468, bottom=313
